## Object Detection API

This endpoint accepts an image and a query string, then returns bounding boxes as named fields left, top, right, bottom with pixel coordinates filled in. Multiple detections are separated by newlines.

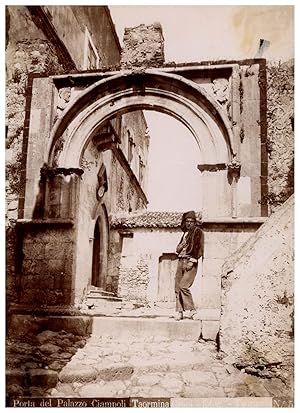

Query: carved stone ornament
left=96, top=164, right=108, bottom=201
left=212, top=78, right=229, bottom=105
left=97, top=185, right=106, bottom=199
left=40, top=165, right=84, bottom=180
left=57, top=87, right=72, bottom=113
left=227, top=155, right=241, bottom=176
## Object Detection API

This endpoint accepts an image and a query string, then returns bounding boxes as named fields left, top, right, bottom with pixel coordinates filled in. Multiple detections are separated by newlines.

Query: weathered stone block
left=39, top=343, right=61, bottom=354
left=220, top=196, right=294, bottom=387
left=182, top=370, right=218, bottom=386
left=8, top=315, right=47, bottom=338
left=45, top=243, right=68, bottom=260
left=6, top=370, right=26, bottom=387
left=23, top=240, right=45, bottom=258
left=39, top=274, right=55, bottom=290
left=22, top=259, right=45, bottom=275
left=121, top=23, right=164, bottom=69
left=202, top=258, right=224, bottom=277
left=48, top=259, right=65, bottom=274
left=46, top=316, right=92, bottom=335
left=197, top=276, right=221, bottom=309
left=28, top=369, right=58, bottom=388
left=21, top=274, right=35, bottom=289
left=202, top=320, right=220, bottom=341
left=59, top=364, right=98, bottom=383
left=204, top=232, right=232, bottom=259
left=237, top=176, right=251, bottom=208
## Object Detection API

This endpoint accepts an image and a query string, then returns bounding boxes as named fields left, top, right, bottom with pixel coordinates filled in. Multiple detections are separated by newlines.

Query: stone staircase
left=83, top=288, right=220, bottom=338
left=84, top=287, right=123, bottom=311
left=6, top=288, right=223, bottom=403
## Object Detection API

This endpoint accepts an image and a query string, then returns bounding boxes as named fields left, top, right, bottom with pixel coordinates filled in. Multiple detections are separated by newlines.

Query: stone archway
left=45, top=70, right=237, bottom=304
left=47, top=70, right=236, bottom=168
left=20, top=61, right=267, bottom=308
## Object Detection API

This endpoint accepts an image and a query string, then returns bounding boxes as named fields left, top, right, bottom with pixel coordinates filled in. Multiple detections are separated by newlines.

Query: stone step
left=87, top=289, right=116, bottom=297
left=154, top=301, right=175, bottom=309
left=85, top=297, right=122, bottom=306
left=92, top=316, right=203, bottom=341
left=84, top=298, right=122, bottom=312
left=58, top=352, right=214, bottom=385
left=9, top=311, right=220, bottom=340
left=86, top=294, right=122, bottom=302
left=57, top=338, right=219, bottom=387
left=83, top=305, right=220, bottom=322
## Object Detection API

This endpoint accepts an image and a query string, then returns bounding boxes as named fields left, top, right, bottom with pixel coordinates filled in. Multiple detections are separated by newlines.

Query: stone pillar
left=121, top=23, right=165, bottom=69
left=227, top=157, right=241, bottom=218
left=42, top=167, right=83, bottom=220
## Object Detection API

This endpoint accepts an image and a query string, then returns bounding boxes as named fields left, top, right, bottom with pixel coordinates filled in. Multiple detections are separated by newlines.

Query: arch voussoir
left=48, top=70, right=235, bottom=168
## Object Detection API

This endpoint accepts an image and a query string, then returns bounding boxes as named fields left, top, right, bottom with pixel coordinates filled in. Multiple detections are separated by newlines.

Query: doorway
left=91, top=214, right=108, bottom=290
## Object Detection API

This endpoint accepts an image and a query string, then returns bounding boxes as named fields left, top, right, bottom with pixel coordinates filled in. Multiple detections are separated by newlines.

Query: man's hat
left=182, top=211, right=197, bottom=221
left=181, top=210, right=197, bottom=231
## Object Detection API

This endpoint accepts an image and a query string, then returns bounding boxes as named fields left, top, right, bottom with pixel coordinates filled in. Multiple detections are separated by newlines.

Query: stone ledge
left=8, top=314, right=93, bottom=337
left=204, top=217, right=267, bottom=224
left=91, top=316, right=202, bottom=341
left=6, top=368, right=58, bottom=388
left=16, top=219, right=74, bottom=227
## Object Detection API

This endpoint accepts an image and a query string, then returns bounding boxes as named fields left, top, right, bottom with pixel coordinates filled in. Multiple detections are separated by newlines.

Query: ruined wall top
left=121, top=23, right=165, bottom=69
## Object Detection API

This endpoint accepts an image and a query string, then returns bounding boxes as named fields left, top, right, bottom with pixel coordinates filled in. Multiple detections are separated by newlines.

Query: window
left=127, top=130, right=135, bottom=165
left=139, top=155, right=145, bottom=184
left=83, top=27, right=100, bottom=70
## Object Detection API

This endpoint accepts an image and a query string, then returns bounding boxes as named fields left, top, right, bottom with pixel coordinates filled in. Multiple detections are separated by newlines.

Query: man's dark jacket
left=185, top=225, right=204, bottom=259
left=178, top=225, right=204, bottom=260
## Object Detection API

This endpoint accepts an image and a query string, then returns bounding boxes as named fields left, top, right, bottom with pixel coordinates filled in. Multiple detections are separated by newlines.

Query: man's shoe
left=190, top=310, right=200, bottom=320
left=175, top=311, right=183, bottom=321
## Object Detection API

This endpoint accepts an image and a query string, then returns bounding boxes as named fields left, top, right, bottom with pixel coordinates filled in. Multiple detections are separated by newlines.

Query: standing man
left=175, top=211, right=204, bottom=321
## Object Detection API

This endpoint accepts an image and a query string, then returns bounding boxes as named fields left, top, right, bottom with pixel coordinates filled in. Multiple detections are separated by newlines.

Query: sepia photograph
left=5, top=2, right=294, bottom=408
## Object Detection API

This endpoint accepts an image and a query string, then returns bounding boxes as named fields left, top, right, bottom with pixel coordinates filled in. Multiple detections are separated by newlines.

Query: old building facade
left=6, top=6, right=294, bottom=402
left=6, top=6, right=149, bottom=307
left=6, top=7, right=294, bottom=327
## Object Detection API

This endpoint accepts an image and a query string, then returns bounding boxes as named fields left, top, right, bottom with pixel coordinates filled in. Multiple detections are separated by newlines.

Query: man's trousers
left=175, top=258, right=198, bottom=312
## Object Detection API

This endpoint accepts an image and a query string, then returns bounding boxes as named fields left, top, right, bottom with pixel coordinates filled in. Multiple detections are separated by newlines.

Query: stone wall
left=121, top=23, right=164, bottom=69
left=220, top=195, right=294, bottom=384
left=72, top=135, right=148, bottom=302
left=6, top=225, right=19, bottom=305
left=5, top=5, right=123, bottom=223
left=120, top=111, right=149, bottom=195
left=43, top=5, right=120, bottom=69
left=6, top=7, right=69, bottom=223
left=17, top=224, right=76, bottom=307
left=6, top=7, right=72, bottom=305
left=110, top=151, right=147, bottom=214
left=5, top=6, right=125, bottom=309
left=267, top=60, right=294, bottom=211
left=110, top=220, right=264, bottom=310
left=179, top=60, right=266, bottom=218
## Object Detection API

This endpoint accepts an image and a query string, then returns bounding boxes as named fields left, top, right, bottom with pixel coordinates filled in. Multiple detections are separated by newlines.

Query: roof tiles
left=111, top=211, right=202, bottom=228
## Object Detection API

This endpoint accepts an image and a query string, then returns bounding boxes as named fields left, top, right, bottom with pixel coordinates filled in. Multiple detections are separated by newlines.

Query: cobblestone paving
left=51, top=335, right=292, bottom=399
left=6, top=329, right=293, bottom=401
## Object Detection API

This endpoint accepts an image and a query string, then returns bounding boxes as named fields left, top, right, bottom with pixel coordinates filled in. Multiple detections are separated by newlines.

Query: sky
left=109, top=5, right=294, bottom=211
left=110, top=5, right=294, bottom=62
